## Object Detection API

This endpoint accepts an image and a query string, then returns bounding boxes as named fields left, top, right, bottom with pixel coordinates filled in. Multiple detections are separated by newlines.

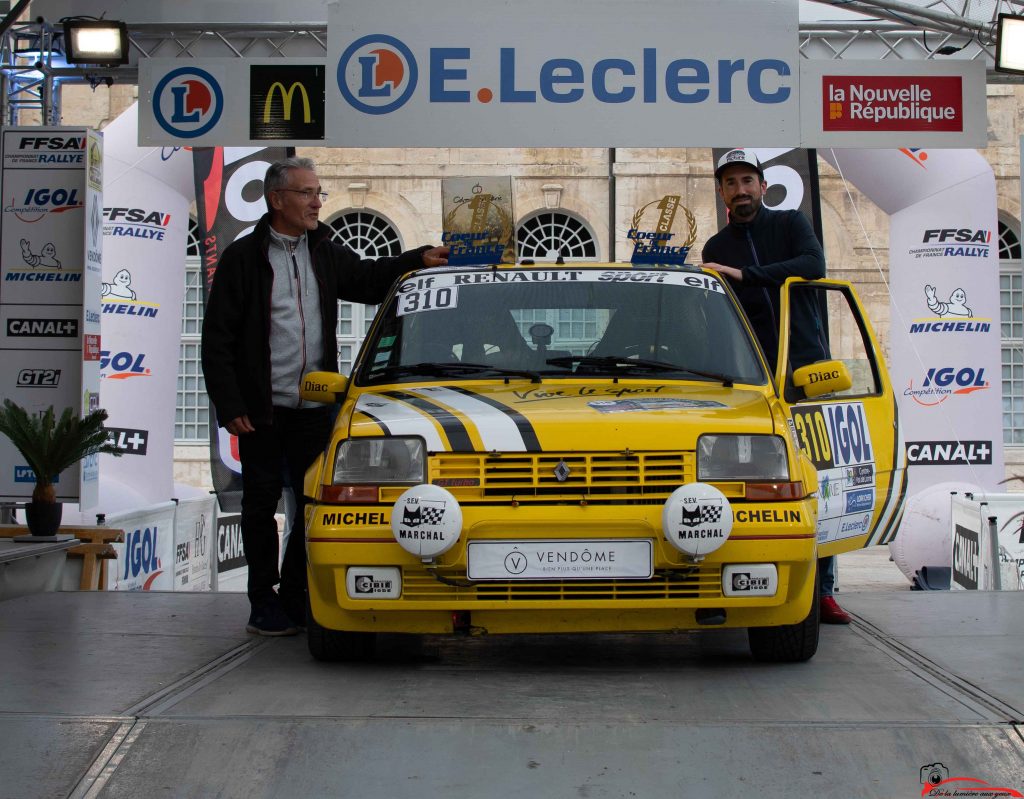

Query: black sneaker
left=246, top=601, right=299, bottom=636
left=278, top=590, right=308, bottom=631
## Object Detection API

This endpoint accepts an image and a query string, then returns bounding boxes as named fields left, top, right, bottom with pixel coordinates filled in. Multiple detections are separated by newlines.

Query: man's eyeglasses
left=277, top=188, right=329, bottom=202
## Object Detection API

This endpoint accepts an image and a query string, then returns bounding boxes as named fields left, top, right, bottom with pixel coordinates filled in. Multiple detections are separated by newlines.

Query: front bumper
left=306, top=501, right=818, bottom=634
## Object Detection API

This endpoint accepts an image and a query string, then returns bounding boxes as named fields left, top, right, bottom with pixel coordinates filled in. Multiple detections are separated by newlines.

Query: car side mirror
left=299, top=371, right=349, bottom=403
left=791, top=360, right=852, bottom=398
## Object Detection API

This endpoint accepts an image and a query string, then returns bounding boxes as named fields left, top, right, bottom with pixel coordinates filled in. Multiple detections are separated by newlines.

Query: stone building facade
left=55, top=81, right=1024, bottom=489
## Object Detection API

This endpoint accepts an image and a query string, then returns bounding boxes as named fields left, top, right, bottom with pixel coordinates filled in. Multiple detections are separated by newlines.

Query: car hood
left=346, top=380, right=776, bottom=452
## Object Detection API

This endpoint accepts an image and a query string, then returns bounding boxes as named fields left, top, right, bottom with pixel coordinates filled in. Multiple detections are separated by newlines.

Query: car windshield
left=357, top=267, right=767, bottom=385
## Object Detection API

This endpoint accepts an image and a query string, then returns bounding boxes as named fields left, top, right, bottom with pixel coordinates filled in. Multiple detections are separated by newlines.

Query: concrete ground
left=1, top=546, right=1021, bottom=799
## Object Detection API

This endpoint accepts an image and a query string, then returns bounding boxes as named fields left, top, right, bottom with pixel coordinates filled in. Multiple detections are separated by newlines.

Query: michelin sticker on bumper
left=391, top=483, right=462, bottom=558
left=662, top=482, right=733, bottom=558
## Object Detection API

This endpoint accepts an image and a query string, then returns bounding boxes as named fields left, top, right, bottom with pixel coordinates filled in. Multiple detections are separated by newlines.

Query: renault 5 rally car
left=300, top=263, right=906, bottom=663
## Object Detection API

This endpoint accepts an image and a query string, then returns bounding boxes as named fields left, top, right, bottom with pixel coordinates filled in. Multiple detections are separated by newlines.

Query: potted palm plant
left=0, top=400, right=121, bottom=537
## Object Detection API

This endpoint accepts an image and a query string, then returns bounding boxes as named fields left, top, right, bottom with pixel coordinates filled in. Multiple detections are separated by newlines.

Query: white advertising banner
left=888, top=170, right=1003, bottom=495
left=104, top=500, right=177, bottom=591
left=172, top=494, right=218, bottom=591
left=0, top=127, right=102, bottom=504
left=799, top=60, right=986, bottom=149
left=327, top=0, right=800, bottom=147
left=139, top=0, right=801, bottom=147
left=822, top=149, right=1004, bottom=500
left=99, top=118, right=189, bottom=503
left=950, top=493, right=1024, bottom=591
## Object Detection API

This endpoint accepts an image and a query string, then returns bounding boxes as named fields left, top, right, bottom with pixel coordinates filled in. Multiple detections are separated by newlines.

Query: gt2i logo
left=152, top=67, right=224, bottom=138
left=905, top=366, right=988, bottom=407
left=791, top=402, right=873, bottom=469
left=336, top=35, right=791, bottom=114
left=17, top=368, right=61, bottom=387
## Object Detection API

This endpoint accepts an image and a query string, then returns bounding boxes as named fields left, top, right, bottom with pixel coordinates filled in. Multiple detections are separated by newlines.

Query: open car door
left=777, top=278, right=908, bottom=558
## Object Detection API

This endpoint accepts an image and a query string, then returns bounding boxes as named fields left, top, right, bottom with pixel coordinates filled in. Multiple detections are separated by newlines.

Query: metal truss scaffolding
left=3, top=0, right=1024, bottom=125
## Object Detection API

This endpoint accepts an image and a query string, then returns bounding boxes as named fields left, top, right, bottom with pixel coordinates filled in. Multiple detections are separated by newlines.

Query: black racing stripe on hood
left=448, top=385, right=542, bottom=452
left=384, top=390, right=474, bottom=451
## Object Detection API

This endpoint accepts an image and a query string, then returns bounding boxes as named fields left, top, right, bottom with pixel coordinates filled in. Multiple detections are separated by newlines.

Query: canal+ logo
left=152, top=67, right=224, bottom=138
left=338, top=35, right=418, bottom=114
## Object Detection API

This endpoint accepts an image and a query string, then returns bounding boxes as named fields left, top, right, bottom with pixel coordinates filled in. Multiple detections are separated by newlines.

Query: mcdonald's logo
left=249, top=64, right=325, bottom=141
left=264, top=82, right=311, bottom=123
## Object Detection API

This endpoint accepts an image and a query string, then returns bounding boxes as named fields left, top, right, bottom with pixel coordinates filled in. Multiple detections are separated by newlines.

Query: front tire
left=307, top=597, right=376, bottom=662
left=747, top=568, right=820, bottom=663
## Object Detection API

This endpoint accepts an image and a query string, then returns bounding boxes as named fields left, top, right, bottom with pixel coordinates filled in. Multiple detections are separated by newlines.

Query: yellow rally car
left=300, top=263, right=907, bottom=662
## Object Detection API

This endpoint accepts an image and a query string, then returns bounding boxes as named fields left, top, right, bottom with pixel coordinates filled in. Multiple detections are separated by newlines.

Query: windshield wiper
left=371, top=361, right=542, bottom=383
left=545, top=355, right=733, bottom=387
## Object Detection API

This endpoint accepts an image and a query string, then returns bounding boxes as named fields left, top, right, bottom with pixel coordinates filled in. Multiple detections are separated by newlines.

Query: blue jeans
left=818, top=555, right=837, bottom=597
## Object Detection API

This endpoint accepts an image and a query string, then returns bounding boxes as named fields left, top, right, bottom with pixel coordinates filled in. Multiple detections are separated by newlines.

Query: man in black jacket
left=701, top=148, right=850, bottom=625
left=202, top=157, right=448, bottom=635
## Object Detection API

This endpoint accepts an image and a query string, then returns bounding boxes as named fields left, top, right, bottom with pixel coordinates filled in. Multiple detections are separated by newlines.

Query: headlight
left=697, top=434, right=789, bottom=481
left=333, top=437, right=425, bottom=484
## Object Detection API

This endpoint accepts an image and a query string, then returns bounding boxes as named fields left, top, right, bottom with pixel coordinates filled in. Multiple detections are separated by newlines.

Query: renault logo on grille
left=553, top=460, right=571, bottom=482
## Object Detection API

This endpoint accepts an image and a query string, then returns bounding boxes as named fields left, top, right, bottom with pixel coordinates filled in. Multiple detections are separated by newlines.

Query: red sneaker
left=820, top=595, right=852, bottom=624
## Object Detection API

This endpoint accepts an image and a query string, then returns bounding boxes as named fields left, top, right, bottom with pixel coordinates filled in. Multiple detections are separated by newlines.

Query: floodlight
left=61, top=20, right=129, bottom=66
left=996, top=13, right=1024, bottom=75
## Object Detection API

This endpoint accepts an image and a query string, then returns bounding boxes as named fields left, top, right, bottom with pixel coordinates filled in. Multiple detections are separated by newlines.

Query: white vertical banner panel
left=105, top=501, right=177, bottom=591
left=0, top=127, right=94, bottom=502
left=888, top=171, right=1004, bottom=494
left=80, top=130, right=104, bottom=509
left=172, top=494, right=218, bottom=591
left=98, top=175, right=188, bottom=503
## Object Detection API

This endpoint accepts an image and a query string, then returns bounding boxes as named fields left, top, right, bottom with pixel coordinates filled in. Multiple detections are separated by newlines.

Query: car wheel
left=306, top=596, right=376, bottom=662
left=747, top=568, right=820, bottom=663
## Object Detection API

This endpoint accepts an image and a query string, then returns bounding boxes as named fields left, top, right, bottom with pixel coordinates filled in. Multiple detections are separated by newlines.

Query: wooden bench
left=0, top=524, right=124, bottom=590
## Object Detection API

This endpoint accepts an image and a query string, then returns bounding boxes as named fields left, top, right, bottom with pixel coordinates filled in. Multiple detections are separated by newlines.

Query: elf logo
left=99, top=350, right=151, bottom=379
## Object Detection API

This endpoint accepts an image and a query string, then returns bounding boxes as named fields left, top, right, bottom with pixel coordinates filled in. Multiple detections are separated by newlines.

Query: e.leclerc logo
left=336, top=36, right=791, bottom=115
left=152, top=67, right=225, bottom=138
left=338, top=35, right=418, bottom=114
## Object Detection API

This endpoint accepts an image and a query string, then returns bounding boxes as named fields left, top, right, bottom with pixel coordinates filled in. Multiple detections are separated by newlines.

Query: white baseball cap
left=715, top=149, right=764, bottom=181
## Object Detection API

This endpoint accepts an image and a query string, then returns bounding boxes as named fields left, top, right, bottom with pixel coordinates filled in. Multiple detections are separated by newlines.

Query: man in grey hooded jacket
left=202, top=157, right=448, bottom=635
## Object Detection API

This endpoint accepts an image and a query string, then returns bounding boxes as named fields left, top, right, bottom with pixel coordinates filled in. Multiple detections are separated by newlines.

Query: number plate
left=466, top=539, right=653, bottom=580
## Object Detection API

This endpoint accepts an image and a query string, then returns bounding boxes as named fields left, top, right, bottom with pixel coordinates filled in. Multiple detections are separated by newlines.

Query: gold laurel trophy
left=441, top=177, right=516, bottom=266
left=628, top=195, right=697, bottom=265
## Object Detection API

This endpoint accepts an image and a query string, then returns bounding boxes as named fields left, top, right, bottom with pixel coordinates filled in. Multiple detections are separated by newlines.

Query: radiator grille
left=401, top=566, right=722, bottom=602
left=404, top=451, right=695, bottom=503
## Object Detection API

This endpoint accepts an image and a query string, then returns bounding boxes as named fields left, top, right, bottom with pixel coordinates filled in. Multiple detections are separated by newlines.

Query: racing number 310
left=793, top=408, right=832, bottom=466
left=398, top=287, right=456, bottom=315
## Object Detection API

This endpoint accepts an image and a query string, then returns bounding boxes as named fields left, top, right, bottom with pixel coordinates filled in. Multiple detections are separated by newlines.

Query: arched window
left=516, top=211, right=599, bottom=261
left=999, top=214, right=1024, bottom=445
left=514, top=211, right=600, bottom=351
left=325, top=210, right=404, bottom=374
